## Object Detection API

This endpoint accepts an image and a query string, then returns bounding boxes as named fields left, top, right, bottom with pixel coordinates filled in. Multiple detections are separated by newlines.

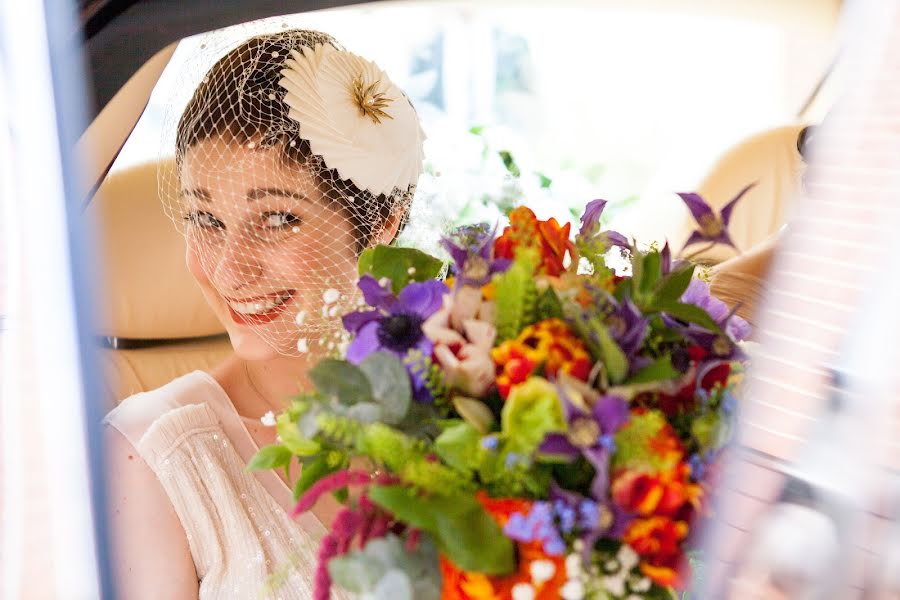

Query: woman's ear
left=375, top=210, right=403, bottom=246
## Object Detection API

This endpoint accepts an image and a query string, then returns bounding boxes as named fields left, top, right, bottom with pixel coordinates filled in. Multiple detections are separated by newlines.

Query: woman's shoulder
left=104, top=370, right=225, bottom=453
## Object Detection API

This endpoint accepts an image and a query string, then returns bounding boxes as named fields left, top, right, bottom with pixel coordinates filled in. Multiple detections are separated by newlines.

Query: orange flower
left=623, top=516, right=690, bottom=589
left=612, top=464, right=702, bottom=521
left=494, top=207, right=574, bottom=276
left=440, top=493, right=567, bottom=600
left=492, top=319, right=592, bottom=398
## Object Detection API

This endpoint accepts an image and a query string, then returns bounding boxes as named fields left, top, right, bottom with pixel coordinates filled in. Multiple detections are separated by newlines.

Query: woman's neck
left=216, top=352, right=315, bottom=419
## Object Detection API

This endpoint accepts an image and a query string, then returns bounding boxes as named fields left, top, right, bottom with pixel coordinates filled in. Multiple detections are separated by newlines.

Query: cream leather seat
left=88, top=160, right=232, bottom=410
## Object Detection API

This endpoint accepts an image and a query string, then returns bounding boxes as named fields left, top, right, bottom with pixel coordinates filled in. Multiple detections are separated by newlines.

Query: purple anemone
left=343, top=275, right=448, bottom=365
left=678, top=182, right=755, bottom=249
left=539, top=392, right=630, bottom=499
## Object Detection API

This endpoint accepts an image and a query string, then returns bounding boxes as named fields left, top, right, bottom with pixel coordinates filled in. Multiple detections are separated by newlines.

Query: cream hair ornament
left=279, top=44, right=426, bottom=198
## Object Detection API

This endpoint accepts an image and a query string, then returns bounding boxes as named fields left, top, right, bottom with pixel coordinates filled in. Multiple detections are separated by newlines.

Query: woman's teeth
left=228, top=292, right=292, bottom=315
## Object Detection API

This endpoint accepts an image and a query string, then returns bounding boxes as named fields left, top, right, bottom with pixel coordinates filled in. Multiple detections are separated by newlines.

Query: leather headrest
left=89, top=160, right=226, bottom=339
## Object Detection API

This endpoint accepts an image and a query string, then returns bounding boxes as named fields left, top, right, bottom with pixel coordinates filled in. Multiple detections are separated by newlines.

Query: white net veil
left=159, top=25, right=426, bottom=357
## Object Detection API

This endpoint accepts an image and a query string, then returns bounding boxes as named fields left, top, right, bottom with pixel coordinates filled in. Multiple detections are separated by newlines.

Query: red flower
left=623, top=516, right=691, bottom=589
left=492, top=319, right=592, bottom=398
left=611, top=464, right=702, bottom=521
left=494, top=207, right=574, bottom=276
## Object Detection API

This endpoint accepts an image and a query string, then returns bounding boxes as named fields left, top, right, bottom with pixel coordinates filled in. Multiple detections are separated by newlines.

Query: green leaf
left=627, top=355, right=679, bottom=384
left=655, top=301, right=722, bottom=333
left=434, top=422, right=484, bottom=474
left=357, top=245, right=445, bottom=295
left=535, top=286, right=563, bottom=320
left=593, top=320, right=629, bottom=384
left=293, top=452, right=345, bottom=500
left=309, top=359, right=373, bottom=405
left=368, top=485, right=515, bottom=575
left=493, top=249, right=539, bottom=342
left=247, top=444, right=292, bottom=471
left=359, top=352, right=412, bottom=425
left=276, top=413, right=322, bottom=456
left=498, top=150, right=521, bottom=177
left=640, top=251, right=662, bottom=295
left=654, top=264, right=696, bottom=306
left=501, top=378, right=566, bottom=453
left=537, top=173, right=553, bottom=189
left=469, top=125, right=484, bottom=135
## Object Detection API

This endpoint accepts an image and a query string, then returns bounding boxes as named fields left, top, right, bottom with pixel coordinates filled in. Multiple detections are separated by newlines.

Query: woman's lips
left=224, top=290, right=296, bottom=325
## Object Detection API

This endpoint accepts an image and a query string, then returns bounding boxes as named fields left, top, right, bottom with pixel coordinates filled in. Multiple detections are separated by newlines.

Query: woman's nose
left=210, top=235, right=263, bottom=292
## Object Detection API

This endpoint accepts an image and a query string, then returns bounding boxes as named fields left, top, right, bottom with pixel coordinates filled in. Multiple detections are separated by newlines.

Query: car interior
left=76, top=0, right=840, bottom=408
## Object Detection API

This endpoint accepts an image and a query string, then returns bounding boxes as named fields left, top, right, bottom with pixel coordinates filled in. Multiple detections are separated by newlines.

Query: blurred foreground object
left=699, top=0, right=900, bottom=598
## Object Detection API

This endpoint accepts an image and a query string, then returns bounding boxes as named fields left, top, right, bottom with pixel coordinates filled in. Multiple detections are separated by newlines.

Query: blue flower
left=503, top=502, right=567, bottom=556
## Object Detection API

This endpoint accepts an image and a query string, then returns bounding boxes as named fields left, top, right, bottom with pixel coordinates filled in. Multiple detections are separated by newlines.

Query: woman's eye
left=261, top=211, right=302, bottom=229
left=185, top=211, right=224, bottom=229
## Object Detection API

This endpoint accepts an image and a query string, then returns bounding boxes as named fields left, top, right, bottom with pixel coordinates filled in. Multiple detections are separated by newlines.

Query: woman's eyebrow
left=246, top=187, right=313, bottom=203
left=180, top=188, right=212, bottom=201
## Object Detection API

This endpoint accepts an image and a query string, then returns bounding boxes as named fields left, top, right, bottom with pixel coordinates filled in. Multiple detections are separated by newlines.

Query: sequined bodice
left=105, top=371, right=342, bottom=599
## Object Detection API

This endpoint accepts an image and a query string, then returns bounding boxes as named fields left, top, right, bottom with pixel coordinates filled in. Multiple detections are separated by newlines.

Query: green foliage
left=327, top=534, right=441, bottom=600
left=368, top=485, right=516, bottom=575
left=626, top=355, right=679, bottom=385
left=570, top=311, right=628, bottom=385
left=293, top=451, right=348, bottom=500
left=276, top=413, right=321, bottom=456
left=359, top=352, right=412, bottom=425
left=358, top=245, right=445, bottom=294
left=498, top=150, right=521, bottom=177
left=493, top=249, right=539, bottom=342
left=309, top=359, right=373, bottom=405
left=654, top=264, right=696, bottom=306
left=246, top=444, right=292, bottom=471
left=434, top=421, right=485, bottom=475
left=535, top=286, right=564, bottom=321
left=613, top=410, right=682, bottom=473
left=501, top=377, right=566, bottom=454
left=653, top=301, right=722, bottom=333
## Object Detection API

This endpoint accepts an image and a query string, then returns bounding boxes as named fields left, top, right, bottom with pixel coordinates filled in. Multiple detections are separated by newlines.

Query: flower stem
left=681, top=241, right=717, bottom=261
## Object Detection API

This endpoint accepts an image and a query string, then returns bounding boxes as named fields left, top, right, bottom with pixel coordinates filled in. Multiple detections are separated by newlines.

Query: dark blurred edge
left=82, top=0, right=379, bottom=118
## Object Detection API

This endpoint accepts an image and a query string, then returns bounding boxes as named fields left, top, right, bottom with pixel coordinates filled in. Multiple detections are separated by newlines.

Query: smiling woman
left=102, top=26, right=426, bottom=599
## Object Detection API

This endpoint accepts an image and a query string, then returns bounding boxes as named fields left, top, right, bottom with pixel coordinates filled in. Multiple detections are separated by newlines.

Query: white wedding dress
left=105, top=370, right=344, bottom=599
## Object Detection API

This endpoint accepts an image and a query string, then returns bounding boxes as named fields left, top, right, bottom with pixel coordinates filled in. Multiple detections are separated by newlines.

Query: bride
left=104, top=29, right=425, bottom=598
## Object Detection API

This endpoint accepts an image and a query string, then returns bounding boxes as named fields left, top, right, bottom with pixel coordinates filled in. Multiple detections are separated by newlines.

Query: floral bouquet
left=250, top=191, right=750, bottom=600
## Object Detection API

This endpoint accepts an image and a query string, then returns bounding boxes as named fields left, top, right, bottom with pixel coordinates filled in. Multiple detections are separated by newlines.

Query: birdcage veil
left=158, top=21, right=426, bottom=357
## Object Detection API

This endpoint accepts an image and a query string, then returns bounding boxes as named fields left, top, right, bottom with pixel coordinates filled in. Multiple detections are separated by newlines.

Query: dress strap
left=103, top=370, right=215, bottom=449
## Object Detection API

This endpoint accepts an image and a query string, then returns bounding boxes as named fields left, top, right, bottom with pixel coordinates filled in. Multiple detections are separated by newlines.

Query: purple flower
left=678, top=182, right=755, bottom=249
left=577, top=199, right=629, bottom=247
left=605, top=297, right=649, bottom=359
left=539, top=392, right=630, bottom=499
left=441, top=223, right=511, bottom=286
left=343, top=275, right=448, bottom=365
left=503, top=502, right=567, bottom=555
left=550, top=484, right=631, bottom=560
left=681, top=279, right=751, bottom=342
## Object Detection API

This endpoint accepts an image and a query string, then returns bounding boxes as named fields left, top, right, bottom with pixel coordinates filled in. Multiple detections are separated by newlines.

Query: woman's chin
left=225, top=327, right=283, bottom=361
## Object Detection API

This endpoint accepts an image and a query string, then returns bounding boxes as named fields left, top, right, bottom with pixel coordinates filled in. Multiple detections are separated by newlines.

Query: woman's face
left=180, top=137, right=359, bottom=360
